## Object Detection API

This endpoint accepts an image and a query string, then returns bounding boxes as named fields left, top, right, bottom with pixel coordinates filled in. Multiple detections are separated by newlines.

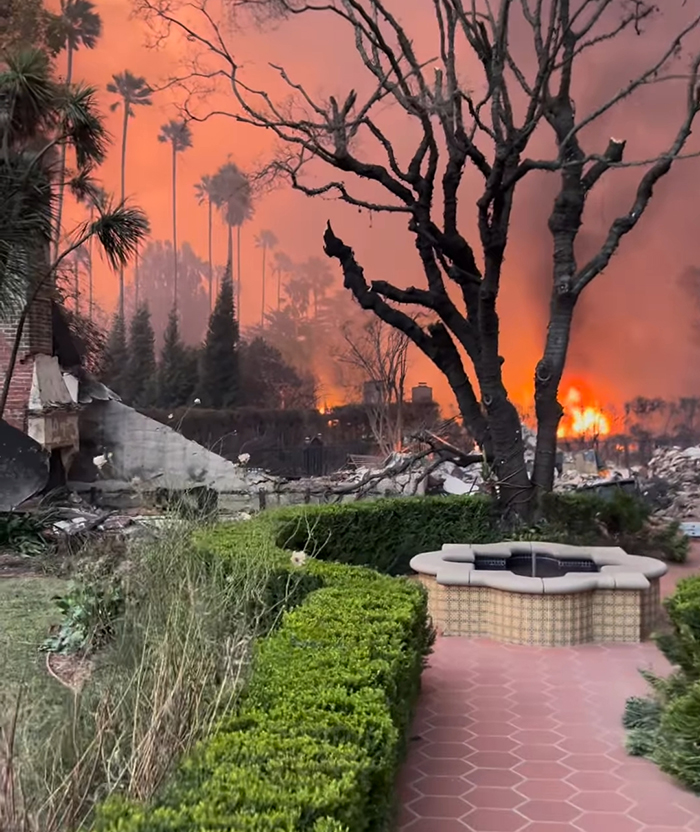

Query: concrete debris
left=644, top=445, right=700, bottom=520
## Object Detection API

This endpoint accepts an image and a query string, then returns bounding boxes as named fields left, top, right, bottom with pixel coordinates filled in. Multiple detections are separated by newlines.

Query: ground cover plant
left=623, top=574, right=700, bottom=792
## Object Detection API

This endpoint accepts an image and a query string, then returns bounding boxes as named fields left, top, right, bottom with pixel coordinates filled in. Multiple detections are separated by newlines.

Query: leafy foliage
left=0, top=511, right=52, bottom=556
left=157, top=308, right=199, bottom=408
left=239, top=336, right=316, bottom=409
left=199, top=264, right=239, bottom=408
left=124, top=303, right=157, bottom=407
left=623, top=575, right=700, bottom=792
left=42, top=578, right=124, bottom=655
left=93, top=516, right=433, bottom=832
left=101, top=313, right=128, bottom=397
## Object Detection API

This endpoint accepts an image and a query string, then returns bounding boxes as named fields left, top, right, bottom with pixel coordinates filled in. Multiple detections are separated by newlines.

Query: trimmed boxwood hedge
left=274, top=491, right=688, bottom=576
left=93, top=520, right=434, bottom=832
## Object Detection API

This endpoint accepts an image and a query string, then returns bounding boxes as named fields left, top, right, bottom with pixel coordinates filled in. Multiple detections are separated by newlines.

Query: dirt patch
left=0, top=551, right=43, bottom=579
left=46, top=653, right=93, bottom=693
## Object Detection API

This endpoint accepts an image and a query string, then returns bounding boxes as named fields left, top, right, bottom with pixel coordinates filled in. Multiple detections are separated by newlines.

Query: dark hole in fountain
left=474, top=552, right=599, bottom=579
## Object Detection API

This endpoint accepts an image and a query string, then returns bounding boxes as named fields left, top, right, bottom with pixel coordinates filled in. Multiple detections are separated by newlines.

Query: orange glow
left=557, top=385, right=611, bottom=439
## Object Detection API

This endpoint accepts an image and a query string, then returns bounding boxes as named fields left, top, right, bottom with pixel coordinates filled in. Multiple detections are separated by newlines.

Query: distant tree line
left=100, top=262, right=316, bottom=411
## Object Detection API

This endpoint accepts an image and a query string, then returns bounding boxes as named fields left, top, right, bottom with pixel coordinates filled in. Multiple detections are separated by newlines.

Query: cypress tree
left=124, top=304, right=157, bottom=407
left=158, top=307, right=199, bottom=408
left=101, top=313, right=128, bottom=397
left=199, top=261, right=239, bottom=408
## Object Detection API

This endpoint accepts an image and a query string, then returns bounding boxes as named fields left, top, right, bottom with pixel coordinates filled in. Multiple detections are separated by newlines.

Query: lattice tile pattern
left=396, top=638, right=700, bottom=831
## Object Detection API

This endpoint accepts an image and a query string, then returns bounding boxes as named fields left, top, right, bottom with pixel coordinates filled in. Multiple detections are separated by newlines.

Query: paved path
left=397, top=551, right=700, bottom=831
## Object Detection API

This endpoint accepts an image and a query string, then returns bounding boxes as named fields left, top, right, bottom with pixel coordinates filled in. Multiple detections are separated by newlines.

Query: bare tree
left=339, top=318, right=410, bottom=456
left=137, top=0, right=700, bottom=513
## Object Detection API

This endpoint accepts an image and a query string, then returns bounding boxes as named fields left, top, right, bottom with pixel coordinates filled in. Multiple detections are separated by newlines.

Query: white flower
left=290, top=551, right=308, bottom=567
left=93, top=453, right=111, bottom=470
left=194, top=398, right=201, bottom=405
left=239, top=512, right=253, bottom=521
left=168, top=413, right=174, bottom=420
left=238, top=453, right=251, bottom=465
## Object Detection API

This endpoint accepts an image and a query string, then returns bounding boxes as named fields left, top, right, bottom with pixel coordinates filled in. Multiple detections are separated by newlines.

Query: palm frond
left=91, top=203, right=150, bottom=270
left=0, top=48, right=57, bottom=145
left=59, top=82, right=108, bottom=168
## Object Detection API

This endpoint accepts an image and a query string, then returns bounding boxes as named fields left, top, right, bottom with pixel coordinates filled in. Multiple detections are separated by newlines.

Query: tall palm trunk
left=171, top=142, right=178, bottom=310
left=88, top=205, right=94, bottom=320
left=74, top=260, right=79, bottom=312
left=260, top=244, right=266, bottom=328
left=236, top=224, right=242, bottom=320
left=227, top=224, right=233, bottom=273
left=118, top=102, right=129, bottom=319
left=53, top=45, right=74, bottom=260
left=207, top=196, right=213, bottom=310
left=134, top=246, right=140, bottom=308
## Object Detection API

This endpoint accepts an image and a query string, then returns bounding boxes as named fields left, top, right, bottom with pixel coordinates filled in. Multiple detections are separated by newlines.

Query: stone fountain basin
left=409, top=541, right=667, bottom=594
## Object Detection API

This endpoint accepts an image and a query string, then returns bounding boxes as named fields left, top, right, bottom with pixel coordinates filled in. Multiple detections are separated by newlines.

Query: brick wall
left=0, top=284, right=53, bottom=430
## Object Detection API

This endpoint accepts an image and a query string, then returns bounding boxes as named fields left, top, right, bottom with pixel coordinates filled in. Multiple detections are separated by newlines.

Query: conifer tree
left=101, top=313, right=128, bottom=397
left=199, top=261, right=239, bottom=408
left=124, top=304, right=157, bottom=407
left=158, top=307, right=199, bottom=408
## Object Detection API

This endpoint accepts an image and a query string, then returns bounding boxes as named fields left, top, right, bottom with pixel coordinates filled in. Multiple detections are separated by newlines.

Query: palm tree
left=77, top=182, right=107, bottom=319
left=0, top=47, right=149, bottom=417
left=194, top=174, right=216, bottom=309
left=106, top=70, right=153, bottom=318
left=66, top=243, right=90, bottom=312
left=255, top=229, right=278, bottom=327
left=273, top=251, right=294, bottom=311
left=53, top=0, right=102, bottom=259
left=210, top=161, right=253, bottom=316
left=299, top=256, right=334, bottom=318
left=158, top=119, right=192, bottom=310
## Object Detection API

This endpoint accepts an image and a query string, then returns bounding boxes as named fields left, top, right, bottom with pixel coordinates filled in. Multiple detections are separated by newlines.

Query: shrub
left=90, top=519, right=433, bottom=832
left=275, top=496, right=499, bottom=575
left=274, top=490, right=686, bottom=577
left=623, top=575, right=700, bottom=792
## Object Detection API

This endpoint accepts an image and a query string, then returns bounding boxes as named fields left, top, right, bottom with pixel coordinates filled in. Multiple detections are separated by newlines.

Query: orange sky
left=58, top=1, right=700, bottom=416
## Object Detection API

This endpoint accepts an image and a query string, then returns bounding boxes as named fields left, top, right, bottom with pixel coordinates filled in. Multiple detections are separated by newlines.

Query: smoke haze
left=57, top=0, right=700, bottom=413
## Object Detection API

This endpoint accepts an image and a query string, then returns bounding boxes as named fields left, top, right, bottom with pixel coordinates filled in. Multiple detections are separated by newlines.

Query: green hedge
left=94, top=521, right=434, bottom=832
left=623, top=575, right=700, bottom=793
left=274, top=491, right=688, bottom=576
left=275, top=495, right=499, bottom=575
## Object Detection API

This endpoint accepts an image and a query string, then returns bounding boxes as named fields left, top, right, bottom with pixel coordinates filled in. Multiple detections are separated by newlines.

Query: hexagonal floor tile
left=566, top=771, right=625, bottom=791
left=465, top=768, right=524, bottom=788
left=511, top=729, right=564, bottom=745
left=513, top=744, right=568, bottom=762
left=518, top=800, right=581, bottom=823
left=409, top=795, right=472, bottom=819
left=573, top=812, right=643, bottom=832
left=569, top=791, right=633, bottom=812
left=514, top=779, right=578, bottom=801
left=467, top=751, right=523, bottom=770
left=466, top=787, right=525, bottom=809
left=413, top=776, right=471, bottom=797
left=461, top=807, right=529, bottom=831
left=513, top=761, right=574, bottom=780
left=422, top=742, right=472, bottom=760
left=416, top=757, right=475, bottom=777
left=627, top=802, right=695, bottom=826
left=467, top=735, right=519, bottom=753
left=562, top=754, right=618, bottom=772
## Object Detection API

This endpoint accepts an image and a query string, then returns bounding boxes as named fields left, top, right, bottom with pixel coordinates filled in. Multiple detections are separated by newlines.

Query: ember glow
left=557, top=385, right=611, bottom=439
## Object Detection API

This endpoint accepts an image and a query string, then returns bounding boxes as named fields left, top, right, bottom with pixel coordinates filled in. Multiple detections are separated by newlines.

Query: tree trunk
left=118, top=103, right=129, bottom=320
left=532, top=294, right=575, bottom=492
left=208, top=197, right=213, bottom=310
left=172, top=143, right=178, bottom=310
left=74, top=261, right=79, bottom=312
left=237, top=225, right=242, bottom=319
left=89, top=206, right=94, bottom=321
left=261, top=244, right=266, bottom=328
left=53, top=45, right=73, bottom=261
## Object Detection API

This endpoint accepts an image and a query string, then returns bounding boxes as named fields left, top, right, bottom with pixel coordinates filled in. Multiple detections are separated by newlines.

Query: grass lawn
left=0, top=576, right=68, bottom=703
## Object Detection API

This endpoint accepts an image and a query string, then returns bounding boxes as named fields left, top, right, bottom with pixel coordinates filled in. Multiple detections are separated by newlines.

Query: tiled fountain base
left=397, top=638, right=700, bottom=831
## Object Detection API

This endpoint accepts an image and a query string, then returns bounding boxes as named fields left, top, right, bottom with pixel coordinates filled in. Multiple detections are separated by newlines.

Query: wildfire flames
left=557, top=385, right=611, bottom=439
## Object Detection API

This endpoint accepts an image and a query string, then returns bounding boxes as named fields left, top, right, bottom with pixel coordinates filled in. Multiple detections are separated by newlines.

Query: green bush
left=275, top=496, right=500, bottom=575
left=623, top=575, right=700, bottom=792
left=273, top=490, right=686, bottom=577
left=92, top=519, right=433, bottom=832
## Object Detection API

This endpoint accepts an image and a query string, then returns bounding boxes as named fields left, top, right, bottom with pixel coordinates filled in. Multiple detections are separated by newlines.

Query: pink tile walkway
left=397, top=549, right=700, bottom=831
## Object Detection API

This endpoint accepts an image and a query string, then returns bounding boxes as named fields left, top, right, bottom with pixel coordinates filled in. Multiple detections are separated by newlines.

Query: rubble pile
left=645, top=446, right=700, bottom=520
